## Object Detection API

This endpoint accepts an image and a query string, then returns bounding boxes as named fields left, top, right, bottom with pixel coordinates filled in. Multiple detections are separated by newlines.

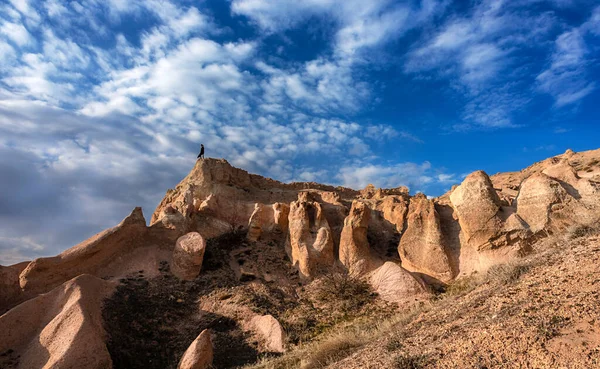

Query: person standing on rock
left=197, top=144, right=204, bottom=159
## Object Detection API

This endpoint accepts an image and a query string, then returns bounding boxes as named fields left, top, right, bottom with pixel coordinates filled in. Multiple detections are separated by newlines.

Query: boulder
left=178, top=329, right=213, bottom=369
left=339, top=200, right=372, bottom=275
left=449, top=171, right=503, bottom=249
left=287, top=194, right=335, bottom=278
left=0, top=274, right=116, bottom=369
left=171, top=232, right=207, bottom=280
left=370, top=262, right=427, bottom=303
left=398, top=194, right=454, bottom=283
left=250, top=314, right=286, bottom=353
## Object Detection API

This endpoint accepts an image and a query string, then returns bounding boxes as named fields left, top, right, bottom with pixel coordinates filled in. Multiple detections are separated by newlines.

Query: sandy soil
left=329, top=231, right=600, bottom=369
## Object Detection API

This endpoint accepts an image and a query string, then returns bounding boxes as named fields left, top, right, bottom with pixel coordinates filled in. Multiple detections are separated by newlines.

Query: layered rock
left=339, top=200, right=372, bottom=275
left=250, top=314, right=286, bottom=353
left=399, top=194, right=454, bottom=283
left=171, top=232, right=207, bottom=280
left=178, top=329, right=213, bottom=369
left=287, top=193, right=335, bottom=278
left=0, top=274, right=115, bottom=369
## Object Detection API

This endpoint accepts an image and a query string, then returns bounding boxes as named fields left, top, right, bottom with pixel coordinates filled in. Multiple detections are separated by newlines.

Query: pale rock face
left=339, top=200, right=372, bottom=275
left=377, top=195, right=409, bottom=233
left=542, top=160, right=600, bottom=206
left=370, top=262, right=426, bottom=303
left=250, top=314, right=286, bottom=353
left=20, top=208, right=148, bottom=294
left=247, top=202, right=291, bottom=242
left=449, top=171, right=503, bottom=249
left=171, top=232, right=207, bottom=281
left=287, top=194, right=335, bottom=278
left=273, top=202, right=291, bottom=233
left=153, top=205, right=188, bottom=233
left=247, top=203, right=271, bottom=242
left=178, top=329, right=213, bottom=369
left=516, top=173, right=569, bottom=232
left=0, top=274, right=116, bottom=369
left=398, top=194, right=454, bottom=283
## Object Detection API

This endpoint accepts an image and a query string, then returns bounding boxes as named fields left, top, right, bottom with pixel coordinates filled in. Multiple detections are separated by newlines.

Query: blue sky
left=1, top=0, right=599, bottom=264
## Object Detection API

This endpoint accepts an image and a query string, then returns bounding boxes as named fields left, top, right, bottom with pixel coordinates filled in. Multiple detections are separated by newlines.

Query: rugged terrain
left=1, top=148, right=600, bottom=369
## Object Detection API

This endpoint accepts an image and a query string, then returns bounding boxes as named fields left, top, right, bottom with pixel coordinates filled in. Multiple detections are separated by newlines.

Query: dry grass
left=246, top=304, right=429, bottom=369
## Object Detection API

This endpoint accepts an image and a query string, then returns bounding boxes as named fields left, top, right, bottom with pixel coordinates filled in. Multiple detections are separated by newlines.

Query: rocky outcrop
left=247, top=202, right=290, bottom=242
left=178, top=329, right=213, bottom=369
left=377, top=195, right=409, bottom=233
left=287, top=193, right=335, bottom=278
left=449, top=171, right=504, bottom=249
left=151, top=159, right=358, bottom=234
left=369, top=262, right=427, bottom=303
left=250, top=314, right=286, bottom=353
left=19, top=208, right=149, bottom=294
left=171, top=232, right=207, bottom=280
left=399, top=194, right=454, bottom=283
left=0, top=274, right=116, bottom=369
left=516, top=173, right=570, bottom=232
left=339, top=200, right=372, bottom=275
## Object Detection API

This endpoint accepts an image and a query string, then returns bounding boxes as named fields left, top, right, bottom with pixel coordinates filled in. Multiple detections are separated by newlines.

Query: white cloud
left=336, top=162, right=434, bottom=191
left=1, top=20, right=34, bottom=46
left=536, top=7, right=600, bottom=106
left=405, top=0, right=560, bottom=129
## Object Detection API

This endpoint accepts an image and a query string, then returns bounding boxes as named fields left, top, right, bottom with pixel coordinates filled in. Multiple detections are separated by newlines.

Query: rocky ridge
left=0, top=148, right=599, bottom=368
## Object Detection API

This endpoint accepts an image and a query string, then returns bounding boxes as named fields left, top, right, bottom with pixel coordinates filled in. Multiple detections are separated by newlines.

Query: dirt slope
left=327, top=229, right=600, bottom=369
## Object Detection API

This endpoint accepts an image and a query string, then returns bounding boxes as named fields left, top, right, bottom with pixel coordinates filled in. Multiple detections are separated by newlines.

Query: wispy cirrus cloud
left=405, top=0, right=558, bottom=129
left=536, top=6, right=600, bottom=106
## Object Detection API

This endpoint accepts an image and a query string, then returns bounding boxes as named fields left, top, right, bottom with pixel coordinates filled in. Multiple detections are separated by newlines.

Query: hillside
left=1, top=148, right=600, bottom=369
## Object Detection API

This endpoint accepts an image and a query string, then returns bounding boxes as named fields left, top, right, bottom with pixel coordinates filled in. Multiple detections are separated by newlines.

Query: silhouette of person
left=197, top=144, right=204, bottom=159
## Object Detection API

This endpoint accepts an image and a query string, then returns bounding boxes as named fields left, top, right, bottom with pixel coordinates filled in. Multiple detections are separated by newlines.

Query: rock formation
left=177, top=329, right=213, bottom=369
left=0, top=274, right=116, bottom=369
left=171, top=232, right=207, bottom=280
left=247, top=202, right=290, bottom=242
left=369, top=262, right=426, bottom=303
left=19, top=208, right=148, bottom=294
left=2, top=148, right=600, bottom=369
left=399, top=194, right=454, bottom=283
left=516, top=173, right=570, bottom=232
left=339, top=200, right=373, bottom=275
left=450, top=171, right=504, bottom=249
left=287, top=192, right=335, bottom=278
left=250, top=314, right=286, bottom=353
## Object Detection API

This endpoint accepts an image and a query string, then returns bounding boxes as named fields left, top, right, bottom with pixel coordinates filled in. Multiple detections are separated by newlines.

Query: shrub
left=314, top=267, right=374, bottom=313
